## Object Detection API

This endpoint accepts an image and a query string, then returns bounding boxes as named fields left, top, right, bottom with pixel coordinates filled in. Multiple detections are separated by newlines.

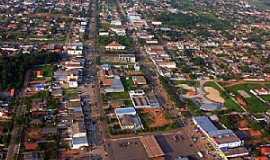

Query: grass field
left=121, top=77, right=135, bottom=91
left=106, top=91, right=130, bottom=100
left=204, top=81, right=243, bottom=112
left=173, top=80, right=199, bottom=87
left=225, top=83, right=269, bottom=113
left=261, top=95, right=270, bottom=102
left=42, top=64, right=54, bottom=77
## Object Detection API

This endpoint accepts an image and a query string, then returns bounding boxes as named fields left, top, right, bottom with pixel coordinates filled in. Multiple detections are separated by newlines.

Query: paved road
left=81, top=0, right=110, bottom=158
left=6, top=70, right=31, bottom=160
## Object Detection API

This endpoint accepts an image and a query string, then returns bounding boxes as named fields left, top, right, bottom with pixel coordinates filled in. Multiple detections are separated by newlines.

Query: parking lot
left=106, top=128, right=203, bottom=160
left=183, top=119, right=223, bottom=160
left=107, top=138, right=148, bottom=160
left=155, top=131, right=200, bottom=160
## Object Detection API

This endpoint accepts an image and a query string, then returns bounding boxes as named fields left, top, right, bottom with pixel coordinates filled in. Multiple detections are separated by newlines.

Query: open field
left=176, top=83, right=196, bottom=92
left=173, top=80, right=199, bottom=87
left=261, top=95, right=270, bottom=102
left=121, top=77, right=134, bottom=91
left=204, top=81, right=243, bottom=112
left=106, top=91, right=130, bottom=100
left=140, top=109, right=171, bottom=128
left=225, top=83, right=270, bottom=113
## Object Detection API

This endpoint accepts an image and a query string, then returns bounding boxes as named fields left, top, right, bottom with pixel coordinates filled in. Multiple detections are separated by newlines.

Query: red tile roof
left=25, top=143, right=38, bottom=151
left=260, top=146, right=270, bottom=155
left=256, top=156, right=268, bottom=160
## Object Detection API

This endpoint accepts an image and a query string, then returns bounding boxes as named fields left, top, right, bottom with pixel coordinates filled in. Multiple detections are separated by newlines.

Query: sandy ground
left=176, top=84, right=196, bottom=92
left=204, top=87, right=225, bottom=103
left=142, top=109, right=170, bottom=128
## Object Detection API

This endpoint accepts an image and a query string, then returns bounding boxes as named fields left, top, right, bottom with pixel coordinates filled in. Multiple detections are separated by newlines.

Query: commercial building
left=193, top=116, right=249, bottom=159
left=129, top=90, right=160, bottom=108
left=140, top=135, right=165, bottom=159
left=115, top=107, right=143, bottom=130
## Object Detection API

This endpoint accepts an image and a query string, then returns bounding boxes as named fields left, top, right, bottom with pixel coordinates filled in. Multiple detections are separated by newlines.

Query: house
left=260, top=146, right=270, bottom=156
left=35, top=69, right=44, bottom=78
left=51, top=89, right=63, bottom=98
left=104, top=76, right=125, bottom=93
left=158, top=61, right=177, bottom=69
left=72, top=136, right=88, bottom=149
left=255, top=156, right=268, bottom=160
left=151, top=21, right=162, bottom=26
left=253, top=88, right=270, bottom=96
left=134, top=63, right=140, bottom=71
left=64, top=61, right=83, bottom=70
left=145, top=45, right=166, bottom=56
left=110, top=28, right=126, bottom=36
left=105, top=41, right=126, bottom=50
left=99, top=31, right=109, bottom=36
left=100, top=54, right=136, bottom=64
left=65, top=43, right=83, bottom=56
left=68, top=80, right=78, bottom=88
left=24, top=143, right=39, bottom=151
left=111, top=20, right=122, bottom=26
left=132, top=76, right=147, bottom=85
left=118, top=54, right=136, bottom=63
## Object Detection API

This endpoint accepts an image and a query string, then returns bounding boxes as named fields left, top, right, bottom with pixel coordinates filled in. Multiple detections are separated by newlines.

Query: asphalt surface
left=6, top=70, right=31, bottom=160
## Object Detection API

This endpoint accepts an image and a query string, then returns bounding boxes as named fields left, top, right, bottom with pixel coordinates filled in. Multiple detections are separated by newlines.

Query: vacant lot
left=140, top=108, right=171, bottom=128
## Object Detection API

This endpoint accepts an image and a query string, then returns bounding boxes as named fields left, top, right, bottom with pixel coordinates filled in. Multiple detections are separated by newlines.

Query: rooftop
left=140, top=135, right=165, bottom=158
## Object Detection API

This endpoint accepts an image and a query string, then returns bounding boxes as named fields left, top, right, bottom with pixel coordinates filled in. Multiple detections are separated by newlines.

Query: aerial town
left=0, top=0, right=270, bottom=160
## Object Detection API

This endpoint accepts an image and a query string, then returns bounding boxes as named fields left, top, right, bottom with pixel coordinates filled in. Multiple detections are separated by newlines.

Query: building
left=100, top=54, right=136, bottom=64
left=129, top=90, right=160, bottom=108
left=104, top=76, right=125, bottom=93
left=105, top=41, right=126, bottom=50
left=35, top=69, right=44, bottom=78
left=115, top=107, right=143, bottom=130
left=140, top=135, right=165, bottom=159
left=110, top=28, right=126, bottom=36
left=132, top=76, right=147, bottom=85
left=64, top=61, right=83, bottom=70
left=71, top=121, right=88, bottom=149
left=72, top=136, right=88, bottom=149
left=158, top=61, right=177, bottom=69
left=193, top=116, right=242, bottom=148
left=65, top=43, right=83, bottom=56
left=193, top=116, right=248, bottom=159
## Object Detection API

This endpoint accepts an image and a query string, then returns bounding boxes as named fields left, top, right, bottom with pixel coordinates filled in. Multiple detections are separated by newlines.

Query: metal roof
left=193, top=116, right=218, bottom=133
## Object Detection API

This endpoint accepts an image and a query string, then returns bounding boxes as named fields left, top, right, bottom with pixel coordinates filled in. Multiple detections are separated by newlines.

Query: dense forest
left=0, top=52, right=61, bottom=90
